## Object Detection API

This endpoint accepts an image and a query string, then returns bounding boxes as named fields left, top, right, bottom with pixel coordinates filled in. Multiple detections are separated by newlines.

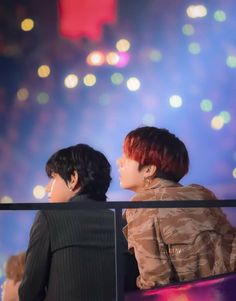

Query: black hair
left=45, top=144, right=111, bottom=202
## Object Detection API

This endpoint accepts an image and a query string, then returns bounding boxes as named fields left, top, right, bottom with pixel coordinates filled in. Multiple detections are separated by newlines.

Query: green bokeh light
left=200, top=99, right=213, bottom=112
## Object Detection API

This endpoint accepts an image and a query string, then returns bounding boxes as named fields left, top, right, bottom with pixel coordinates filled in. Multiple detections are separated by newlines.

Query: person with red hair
left=117, top=126, right=236, bottom=290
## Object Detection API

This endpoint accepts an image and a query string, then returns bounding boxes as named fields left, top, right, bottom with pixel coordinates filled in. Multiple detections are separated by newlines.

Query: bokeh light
left=36, top=92, right=49, bottom=104
left=219, top=111, right=231, bottom=124
left=37, top=65, right=51, bottom=78
left=111, top=73, right=124, bottom=85
left=169, top=95, right=183, bottom=108
left=106, top=52, right=120, bottom=65
left=33, top=185, right=46, bottom=199
left=116, top=39, right=130, bottom=52
left=83, top=74, right=96, bottom=86
left=126, top=77, right=141, bottom=91
left=64, top=74, right=79, bottom=88
left=188, top=42, right=201, bottom=55
left=0, top=196, right=13, bottom=203
left=86, top=51, right=105, bottom=66
left=116, top=52, right=130, bottom=67
left=233, top=168, right=236, bottom=179
left=21, top=18, right=34, bottom=31
left=211, top=116, right=224, bottom=130
left=17, top=88, right=29, bottom=102
left=200, top=99, right=213, bottom=112
left=182, top=24, right=195, bottom=36
left=186, top=5, right=207, bottom=18
left=214, top=10, right=226, bottom=22
left=226, top=56, right=236, bottom=68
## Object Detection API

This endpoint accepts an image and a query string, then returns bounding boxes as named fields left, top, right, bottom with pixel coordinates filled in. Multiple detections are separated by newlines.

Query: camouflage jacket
left=123, top=178, right=236, bottom=289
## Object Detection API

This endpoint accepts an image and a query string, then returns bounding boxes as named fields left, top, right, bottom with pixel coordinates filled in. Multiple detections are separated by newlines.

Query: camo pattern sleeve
left=123, top=178, right=236, bottom=289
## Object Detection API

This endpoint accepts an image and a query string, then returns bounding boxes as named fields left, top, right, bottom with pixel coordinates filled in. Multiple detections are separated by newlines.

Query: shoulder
left=184, top=184, right=217, bottom=200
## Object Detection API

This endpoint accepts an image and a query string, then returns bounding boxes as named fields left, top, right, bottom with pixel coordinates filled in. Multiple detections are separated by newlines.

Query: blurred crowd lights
left=115, top=39, right=130, bottom=52
left=182, top=24, right=195, bottom=36
left=110, top=72, right=124, bottom=85
left=214, top=10, right=227, bottom=22
left=210, top=111, right=231, bottom=130
left=86, top=50, right=130, bottom=67
left=188, top=42, right=201, bottom=55
left=86, top=38, right=131, bottom=67
left=37, top=65, right=51, bottom=78
left=64, top=74, right=79, bottom=88
left=226, top=56, right=236, bottom=68
left=21, top=18, right=34, bottom=31
left=0, top=195, right=13, bottom=204
left=37, top=92, right=49, bottom=104
left=33, top=185, right=46, bottom=199
left=186, top=5, right=207, bottom=18
left=233, top=168, right=236, bottom=180
left=83, top=74, right=96, bottom=86
left=200, top=99, right=213, bottom=112
left=169, top=95, right=183, bottom=108
left=126, top=77, right=141, bottom=91
left=17, top=88, right=29, bottom=102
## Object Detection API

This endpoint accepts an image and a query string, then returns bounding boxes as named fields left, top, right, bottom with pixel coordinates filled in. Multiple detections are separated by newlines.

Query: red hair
left=123, top=126, right=189, bottom=182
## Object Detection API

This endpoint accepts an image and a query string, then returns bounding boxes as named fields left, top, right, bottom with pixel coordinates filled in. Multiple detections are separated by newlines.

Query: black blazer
left=19, top=195, right=116, bottom=301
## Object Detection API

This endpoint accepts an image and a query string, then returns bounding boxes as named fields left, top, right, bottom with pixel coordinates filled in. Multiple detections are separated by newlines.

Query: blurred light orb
left=21, top=18, right=34, bottom=31
left=106, top=52, right=120, bottom=65
left=111, top=73, right=124, bottom=85
left=116, top=39, right=130, bottom=52
left=182, top=24, right=195, bottom=36
left=142, top=114, right=155, bottom=126
left=188, top=42, right=201, bottom=54
left=83, top=74, right=96, bottom=86
left=33, top=185, right=46, bottom=199
left=38, top=65, right=51, bottom=78
left=64, top=74, right=79, bottom=88
left=219, top=111, right=231, bottom=124
left=1, top=195, right=13, bottom=203
left=86, top=51, right=105, bottom=66
left=200, top=99, right=213, bottom=112
left=233, top=168, right=236, bottom=179
left=126, top=77, right=141, bottom=91
left=214, top=10, right=226, bottom=22
left=17, top=88, right=29, bottom=102
left=148, top=49, right=162, bottom=62
left=37, top=92, right=49, bottom=104
left=186, top=5, right=207, bottom=18
left=115, top=52, right=130, bottom=68
left=211, top=116, right=224, bottom=130
left=169, top=95, right=183, bottom=108
left=226, top=56, right=236, bottom=68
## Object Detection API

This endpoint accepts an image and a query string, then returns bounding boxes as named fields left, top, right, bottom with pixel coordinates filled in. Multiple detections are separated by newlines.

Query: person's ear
left=69, top=171, right=79, bottom=190
left=144, top=165, right=157, bottom=178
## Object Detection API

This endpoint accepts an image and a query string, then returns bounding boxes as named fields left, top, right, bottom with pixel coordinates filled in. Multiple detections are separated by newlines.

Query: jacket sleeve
left=124, top=208, right=172, bottom=289
left=19, top=211, right=51, bottom=301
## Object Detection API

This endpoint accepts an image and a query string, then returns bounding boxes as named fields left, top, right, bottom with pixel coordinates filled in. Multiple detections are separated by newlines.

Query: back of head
left=5, top=252, right=26, bottom=284
left=124, top=126, right=189, bottom=182
left=45, top=144, right=111, bottom=201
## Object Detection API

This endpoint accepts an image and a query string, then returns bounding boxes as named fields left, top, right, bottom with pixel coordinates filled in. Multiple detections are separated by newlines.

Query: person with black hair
left=19, top=144, right=115, bottom=301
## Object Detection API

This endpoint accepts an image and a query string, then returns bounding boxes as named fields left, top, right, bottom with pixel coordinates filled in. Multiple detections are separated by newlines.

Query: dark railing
left=1, top=199, right=236, bottom=301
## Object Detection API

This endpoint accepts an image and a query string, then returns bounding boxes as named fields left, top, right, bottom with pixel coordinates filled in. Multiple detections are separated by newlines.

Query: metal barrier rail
left=1, top=199, right=236, bottom=301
